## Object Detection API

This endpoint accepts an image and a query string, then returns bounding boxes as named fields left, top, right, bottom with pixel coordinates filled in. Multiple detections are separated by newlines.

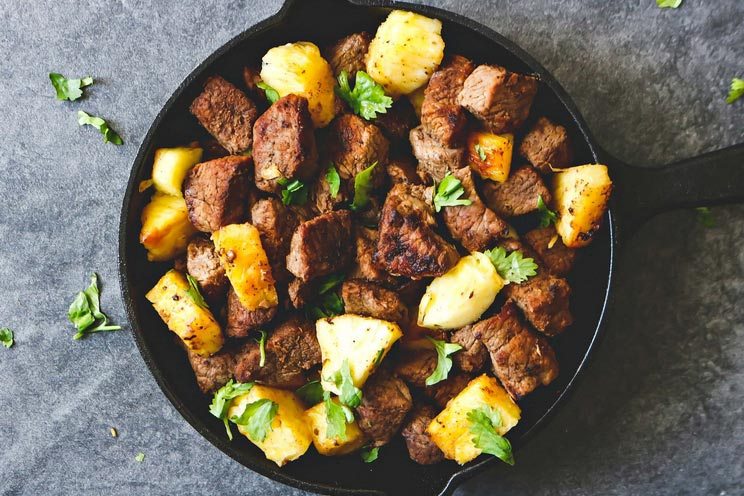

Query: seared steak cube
left=189, top=76, right=258, bottom=154
left=441, top=167, right=510, bottom=252
left=421, top=55, right=475, bottom=147
left=410, top=126, right=465, bottom=183
left=450, top=324, right=488, bottom=373
left=286, top=210, right=354, bottom=281
left=519, top=117, right=573, bottom=173
left=457, top=65, right=538, bottom=134
left=356, top=370, right=413, bottom=446
left=340, top=279, right=407, bottom=323
left=186, top=237, right=228, bottom=302
left=327, top=113, right=388, bottom=187
left=253, top=94, right=318, bottom=193
left=287, top=278, right=315, bottom=309
left=523, top=226, right=576, bottom=277
left=481, top=165, right=551, bottom=217
left=374, top=97, right=418, bottom=143
left=183, top=155, right=252, bottom=232
left=472, top=302, right=559, bottom=398
left=505, top=273, right=573, bottom=336
left=376, top=183, right=459, bottom=279
left=309, top=171, right=349, bottom=215
left=186, top=347, right=236, bottom=394
left=325, top=32, right=371, bottom=79
left=386, top=157, right=422, bottom=185
left=251, top=198, right=302, bottom=285
left=349, top=227, right=399, bottom=287
left=394, top=349, right=437, bottom=387
left=423, top=372, right=472, bottom=408
left=226, top=287, right=277, bottom=338
left=401, top=403, right=445, bottom=465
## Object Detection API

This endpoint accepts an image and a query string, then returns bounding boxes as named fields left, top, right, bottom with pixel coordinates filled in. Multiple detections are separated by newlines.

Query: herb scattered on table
left=67, top=273, right=122, bottom=340
left=49, top=73, right=93, bottom=101
left=696, top=207, right=715, bottom=227
left=0, top=327, right=14, bottom=349
left=726, top=78, right=744, bottom=104
left=134, top=452, right=145, bottom=463
left=656, top=0, right=682, bottom=8
left=77, top=111, right=123, bottom=145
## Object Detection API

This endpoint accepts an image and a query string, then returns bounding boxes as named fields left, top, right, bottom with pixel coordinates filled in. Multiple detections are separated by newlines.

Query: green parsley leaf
left=350, top=161, right=378, bottom=211
left=696, top=207, right=715, bottom=228
left=296, top=380, right=324, bottom=405
left=0, top=328, right=14, bottom=349
left=468, top=406, right=514, bottom=465
left=77, top=111, right=123, bottom=145
left=306, top=291, right=345, bottom=320
left=230, top=398, right=278, bottom=443
left=209, top=379, right=254, bottom=440
left=474, top=143, right=487, bottom=161
left=656, top=0, right=682, bottom=8
left=257, top=81, right=280, bottom=104
left=329, top=359, right=362, bottom=407
left=361, top=446, right=379, bottom=463
left=433, top=172, right=472, bottom=212
left=726, top=78, right=744, bottom=104
left=425, top=336, right=462, bottom=386
left=185, top=274, right=209, bottom=309
left=325, top=163, right=341, bottom=198
left=49, top=73, right=93, bottom=101
left=484, top=247, right=538, bottom=285
left=68, top=273, right=122, bottom=340
left=324, top=391, right=355, bottom=441
left=255, top=330, right=268, bottom=367
left=317, top=273, right=345, bottom=294
left=536, top=195, right=558, bottom=228
left=134, top=452, right=145, bottom=463
left=335, top=70, right=393, bottom=120
left=277, top=178, right=308, bottom=206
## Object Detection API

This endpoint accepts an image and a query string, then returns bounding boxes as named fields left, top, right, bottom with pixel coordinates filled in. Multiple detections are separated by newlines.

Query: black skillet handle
left=609, top=143, right=744, bottom=234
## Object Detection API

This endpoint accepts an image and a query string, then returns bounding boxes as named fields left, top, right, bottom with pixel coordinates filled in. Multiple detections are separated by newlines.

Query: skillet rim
left=118, top=0, right=617, bottom=494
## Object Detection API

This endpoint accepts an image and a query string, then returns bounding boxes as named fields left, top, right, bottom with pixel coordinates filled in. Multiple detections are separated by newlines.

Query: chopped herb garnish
left=255, top=330, right=268, bottom=367
left=335, top=70, right=393, bottom=120
left=67, top=273, right=122, bottom=340
left=484, top=247, right=538, bottom=284
left=425, top=336, right=462, bottom=386
left=656, top=0, right=682, bottom=8
left=209, top=380, right=254, bottom=440
left=325, top=163, right=341, bottom=198
left=296, top=380, right=325, bottom=405
left=361, top=446, right=380, bottom=463
left=474, top=143, right=487, bottom=161
left=433, top=172, right=472, bottom=212
left=317, top=273, right=345, bottom=294
left=350, top=161, right=377, bottom=211
left=307, top=291, right=345, bottom=320
left=328, top=359, right=362, bottom=408
left=696, top=207, right=715, bottom=228
left=230, top=398, right=278, bottom=443
left=77, top=111, right=123, bottom=145
left=277, top=178, right=307, bottom=206
left=324, top=391, right=355, bottom=441
left=185, top=274, right=209, bottom=309
left=468, top=406, right=514, bottom=465
left=49, top=73, right=93, bottom=101
left=726, top=78, right=744, bottom=104
left=536, top=195, right=558, bottom=228
left=0, top=327, right=14, bottom=349
left=257, top=82, right=280, bottom=104
left=372, top=348, right=385, bottom=366
left=134, top=452, right=145, bottom=463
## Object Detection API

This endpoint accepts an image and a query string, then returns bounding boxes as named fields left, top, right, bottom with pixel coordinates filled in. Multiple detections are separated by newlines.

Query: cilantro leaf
left=306, top=291, right=345, bottom=320
left=324, top=391, right=355, bottom=441
left=484, top=247, right=538, bottom=284
left=656, top=0, right=682, bottom=8
left=335, top=70, right=393, bottom=120
left=433, top=172, right=472, bottom=212
left=49, top=73, right=93, bottom=101
left=425, top=336, right=462, bottom=386
left=296, top=380, right=324, bottom=405
left=134, top=452, right=145, bottom=462
left=68, top=273, right=122, bottom=340
left=257, top=82, right=280, bottom=104
left=536, top=195, right=558, bottom=228
left=468, top=406, right=514, bottom=465
left=350, top=161, right=377, bottom=212
left=0, top=328, right=14, bottom=349
left=255, top=330, right=268, bottom=367
left=696, top=207, right=715, bottom=228
left=185, top=274, right=209, bottom=309
left=325, top=163, right=341, bottom=198
left=209, top=380, right=254, bottom=440
left=361, top=446, right=379, bottom=463
left=474, top=143, right=487, bottom=161
left=277, top=178, right=307, bottom=206
left=726, top=78, right=744, bottom=104
left=328, top=359, right=362, bottom=407
left=317, top=273, right=345, bottom=294
left=77, top=111, right=123, bottom=145
left=230, top=398, right=278, bottom=443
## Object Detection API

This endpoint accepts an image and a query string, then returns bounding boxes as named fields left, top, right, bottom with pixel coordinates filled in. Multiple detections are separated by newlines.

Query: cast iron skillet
left=118, top=0, right=744, bottom=494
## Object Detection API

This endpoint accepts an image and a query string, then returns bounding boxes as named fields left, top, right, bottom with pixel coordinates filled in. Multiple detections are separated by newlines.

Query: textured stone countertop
left=0, top=1, right=742, bottom=495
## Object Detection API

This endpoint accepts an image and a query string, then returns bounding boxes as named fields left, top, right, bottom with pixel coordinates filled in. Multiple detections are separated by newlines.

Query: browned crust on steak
left=421, top=55, right=475, bottom=147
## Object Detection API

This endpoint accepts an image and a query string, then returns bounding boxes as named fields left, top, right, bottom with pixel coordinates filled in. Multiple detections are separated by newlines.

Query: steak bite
left=457, top=65, right=538, bottom=134
left=349, top=227, right=399, bottom=287
left=472, top=302, right=559, bottom=398
left=410, top=125, right=465, bottom=183
left=286, top=210, right=354, bottom=281
left=186, top=347, right=236, bottom=394
left=340, top=279, right=407, bottom=323
left=234, top=316, right=321, bottom=389
left=376, top=183, right=459, bottom=279
left=356, top=370, right=413, bottom=446
left=374, top=97, right=418, bottom=143
left=450, top=324, right=488, bottom=373
left=394, top=349, right=437, bottom=387
left=505, top=273, right=573, bottom=336
left=441, top=167, right=511, bottom=252
left=519, top=117, right=573, bottom=173
left=309, top=170, right=349, bottom=215
left=253, top=94, right=318, bottom=193
left=251, top=198, right=302, bottom=284
left=523, top=226, right=576, bottom=277
left=226, top=287, right=277, bottom=338
left=325, top=32, right=371, bottom=79
left=423, top=372, right=473, bottom=408
left=386, top=157, right=422, bottom=185
left=183, top=155, right=252, bottom=232
left=189, top=76, right=258, bottom=154
left=421, top=55, right=475, bottom=147
left=401, top=403, right=445, bottom=465
left=186, top=237, right=228, bottom=302
left=327, top=114, right=389, bottom=187
left=481, top=165, right=551, bottom=217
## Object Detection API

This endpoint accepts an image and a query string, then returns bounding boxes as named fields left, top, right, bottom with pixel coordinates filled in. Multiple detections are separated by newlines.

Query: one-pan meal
left=139, top=9, right=613, bottom=468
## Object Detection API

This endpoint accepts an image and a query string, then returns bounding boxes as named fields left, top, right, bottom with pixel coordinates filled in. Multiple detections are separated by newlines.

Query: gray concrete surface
left=0, top=0, right=742, bottom=495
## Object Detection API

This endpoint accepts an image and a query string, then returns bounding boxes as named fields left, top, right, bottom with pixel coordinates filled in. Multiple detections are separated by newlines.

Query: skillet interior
left=119, top=0, right=615, bottom=494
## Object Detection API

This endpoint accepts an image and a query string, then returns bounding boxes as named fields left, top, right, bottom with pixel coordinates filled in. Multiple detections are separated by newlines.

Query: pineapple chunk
left=304, top=399, right=367, bottom=456
left=366, top=10, right=445, bottom=96
left=139, top=192, right=197, bottom=262
left=261, top=41, right=337, bottom=127
left=427, top=374, right=520, bottom=465
left=227, top=385, right=312, bottom=467
left=146, top=269, right=223, bottom=356
left=467, top=132, right=513, bottom=183
left=316, top=314, right=402, bottom=394
left=211, top=223, right=278, bottom=311
left=151, top=146, right=203, bottom=197
left=553, top=164, right=612, bottom=248
left=418, top=252, right=504, bottom=329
